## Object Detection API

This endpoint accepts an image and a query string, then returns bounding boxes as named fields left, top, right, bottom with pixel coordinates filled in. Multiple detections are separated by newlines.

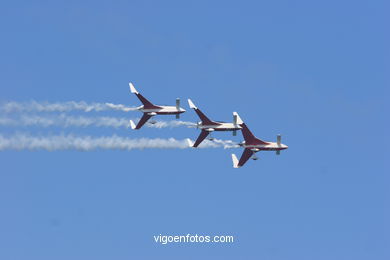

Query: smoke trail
left=0, top=101, right=138, bottom=113
left=0, top=114, right=130, bottom=128
left=0, top=114, right=197, bottom=129
left=0, top=134, right=234, bottom=151
left=211, top=138, right=240, bottom=149
left=144, top=120, right=196, bottom=128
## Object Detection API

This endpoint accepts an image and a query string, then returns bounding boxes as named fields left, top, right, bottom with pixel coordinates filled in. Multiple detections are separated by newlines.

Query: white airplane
left=187, top=99, right=243, bottom=147
left=128, top=83, right=186, bottom=130
left=231, top=123, right=288, bottom=168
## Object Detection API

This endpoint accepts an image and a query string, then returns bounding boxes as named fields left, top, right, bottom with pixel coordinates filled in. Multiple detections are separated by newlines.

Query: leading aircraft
left=187, top=99, right=243, bottom=147
left=231, top=123, right=288, bottom=168
left=128, top=83, right=186, bottom=130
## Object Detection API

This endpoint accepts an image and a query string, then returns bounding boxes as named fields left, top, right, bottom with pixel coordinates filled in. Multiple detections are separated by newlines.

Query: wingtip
left=129, top=120, right=136, bottom=129
left=186, top=138, right=194, bottom=148
left=129, top=82, right=138, bottom=94
left=232, top=154, right=240, bottom=168
left=233, top=112, right=244, bottom=125
left=187, top=99, right=197, bottom=109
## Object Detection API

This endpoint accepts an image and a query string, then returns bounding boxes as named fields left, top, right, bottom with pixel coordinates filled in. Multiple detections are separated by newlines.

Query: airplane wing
left=240, top=123, right=268, bottom=145
left=192, top=130, right=210, bottom=147
left=132, top=113, right=153, bottom=129
left=187, top=99, right=219, bottom=126
left=129, top=83, right=160, bottom=109
left=237, top=148, right=254, bottom=168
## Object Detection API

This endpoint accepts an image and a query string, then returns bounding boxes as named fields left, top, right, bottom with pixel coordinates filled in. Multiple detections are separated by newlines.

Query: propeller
left=276, top=134, right=281, bottom=155
left=233, top=113, right=237, bottom=125
left=176, top=98, right=180, bottom=119
left=176, top=98, right=180, bottom=109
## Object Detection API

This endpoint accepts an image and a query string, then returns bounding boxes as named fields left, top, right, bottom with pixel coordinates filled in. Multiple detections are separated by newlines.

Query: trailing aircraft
left=231, top=123, right=288, bottom=168
left=129, top=83, right=186, bottom=130
left=187, top=99, right=242, bottom=147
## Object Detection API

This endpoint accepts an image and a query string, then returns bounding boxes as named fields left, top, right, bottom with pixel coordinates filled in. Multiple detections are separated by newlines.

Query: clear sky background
left=0, top=1, right=388, bottom=259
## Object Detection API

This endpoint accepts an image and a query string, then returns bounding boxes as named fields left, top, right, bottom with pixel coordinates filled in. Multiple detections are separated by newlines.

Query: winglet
left=186, top=138, right=194, bottom=148
left=188, top=99, right=197, bottom=109
left=232, top=154, right=240, bottom=168
left=129, top=82, right=139, bottom=94
left=129, top=120, right=136, bottom=130
left=233, top=112, right=244, bottom=125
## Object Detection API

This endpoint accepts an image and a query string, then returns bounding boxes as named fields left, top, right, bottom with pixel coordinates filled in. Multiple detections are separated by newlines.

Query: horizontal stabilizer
left=232, top=154, right=240, bottom=168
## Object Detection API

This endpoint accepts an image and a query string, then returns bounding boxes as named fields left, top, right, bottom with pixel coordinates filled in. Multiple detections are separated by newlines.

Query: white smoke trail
left=0, top=114, right=197, bottom=129
left=146, top=120, right=197, bottom=128
left=0, top=134, right=235, bottom=151
left=0, top=114, right=130, bottom=128
left=0, top=101, right=138, bottom=113
left=211, top=138, right=240, bottom=149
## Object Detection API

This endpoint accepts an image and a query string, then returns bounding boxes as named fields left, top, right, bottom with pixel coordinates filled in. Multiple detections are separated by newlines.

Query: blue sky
left=0, top=0, right=388, bottom=259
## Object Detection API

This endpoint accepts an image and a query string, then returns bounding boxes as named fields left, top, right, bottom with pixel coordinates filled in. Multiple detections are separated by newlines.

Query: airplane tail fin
left=232, top=154, right=240, bottom=168
left=129, top=83, right=160, bottom=109
left=188, top=99, right=219, bottom=125
left=240, top=123, right=269, bottom=145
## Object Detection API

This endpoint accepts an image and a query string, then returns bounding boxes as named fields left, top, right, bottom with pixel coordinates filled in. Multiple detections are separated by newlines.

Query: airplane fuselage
left=139, top=106, right=186, bottom=115
left=198, top=123, right=242, bottom=132
left=242, top=142, right=288, bottom=152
